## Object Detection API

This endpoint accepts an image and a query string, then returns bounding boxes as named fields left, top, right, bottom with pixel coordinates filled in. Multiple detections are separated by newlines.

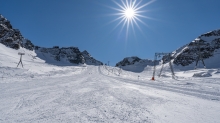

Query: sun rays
left=109, top=0, right=156, bottom=38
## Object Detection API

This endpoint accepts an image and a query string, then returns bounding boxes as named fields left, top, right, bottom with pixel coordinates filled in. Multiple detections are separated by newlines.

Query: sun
left=109, top=0, right=156, bottom=37
left=125, top=8, right=135, bottom=18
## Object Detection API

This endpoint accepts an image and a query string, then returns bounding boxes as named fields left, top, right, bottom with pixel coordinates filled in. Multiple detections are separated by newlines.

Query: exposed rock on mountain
left=0, top=14, right=34, bottom=50
left=116, top=56, right=158, bottom=67
left=116, top=56, right=141, bottom=66
left=171, top=29, right=220, bottom=67
left=81, top=50, right=103, bottom=65
left=115, top=56, right=159, bottom=72
left=35, top=46, right=103, bottom=65
left=36, top=46, right=85, bottom=64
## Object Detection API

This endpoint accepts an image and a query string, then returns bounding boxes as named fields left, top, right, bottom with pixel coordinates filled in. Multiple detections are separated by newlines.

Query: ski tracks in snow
left=1, top=65, right=220, bottom=123
left=98, top=66, right=220, bottom=101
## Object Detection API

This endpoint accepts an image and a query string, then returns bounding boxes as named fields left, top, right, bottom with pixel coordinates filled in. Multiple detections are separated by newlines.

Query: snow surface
left=0, top=43, right=220, bottom=123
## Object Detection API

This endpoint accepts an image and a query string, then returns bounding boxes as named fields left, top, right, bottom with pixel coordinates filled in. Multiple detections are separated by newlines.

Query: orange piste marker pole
left=151, top=77, right=155, bottom=80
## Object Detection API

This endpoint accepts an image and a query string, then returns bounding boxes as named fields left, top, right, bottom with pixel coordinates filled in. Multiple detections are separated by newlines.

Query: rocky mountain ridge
left=35, top=46, right=103, bottom=65
left=0, top=14, right=102, bottom=65
left=171, top=29, right=220, bottom=67
left=116, top=56, right=157, bottom=67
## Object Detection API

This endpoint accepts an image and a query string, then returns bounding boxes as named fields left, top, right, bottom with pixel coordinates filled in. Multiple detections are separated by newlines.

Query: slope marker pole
left=17, top=52, right=25, bottom=68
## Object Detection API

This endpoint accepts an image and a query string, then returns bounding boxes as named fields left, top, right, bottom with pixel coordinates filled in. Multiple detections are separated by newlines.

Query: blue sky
left=1, top=0, right=220, bottom=66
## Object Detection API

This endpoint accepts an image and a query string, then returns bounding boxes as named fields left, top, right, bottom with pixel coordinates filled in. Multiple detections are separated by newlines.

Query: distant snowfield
left=0, top=44, right=220, bottom=123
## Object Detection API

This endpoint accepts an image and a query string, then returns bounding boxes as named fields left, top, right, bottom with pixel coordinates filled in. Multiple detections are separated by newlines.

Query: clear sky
left=1, top=0, right=220, bottom=66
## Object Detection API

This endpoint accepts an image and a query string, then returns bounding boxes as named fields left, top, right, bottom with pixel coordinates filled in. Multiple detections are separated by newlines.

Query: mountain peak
left=0, top=14, right=34, bottom=50
left=0, top=14, right=12, bottom=29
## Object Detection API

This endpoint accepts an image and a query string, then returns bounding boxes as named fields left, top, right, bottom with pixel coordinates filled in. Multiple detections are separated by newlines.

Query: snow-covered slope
left=1, top=56, right=220, bottom=122
left=1, top=43, right=220, bottom=122
left=0, top=43, right=86, bottom=82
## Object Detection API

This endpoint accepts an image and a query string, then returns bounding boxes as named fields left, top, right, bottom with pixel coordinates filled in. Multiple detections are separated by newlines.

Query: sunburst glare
left=110, top=0, right=156, bottom=38
left=125, top=8, right=135, bottom=18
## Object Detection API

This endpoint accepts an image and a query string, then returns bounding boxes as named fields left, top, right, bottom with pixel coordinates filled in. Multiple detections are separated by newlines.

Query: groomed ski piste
left=0, top=43, right=220, bottom=123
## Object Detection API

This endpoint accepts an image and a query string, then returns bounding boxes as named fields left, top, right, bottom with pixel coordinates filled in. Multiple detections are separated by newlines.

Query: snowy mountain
left=116, top=29, right=220, bottom=72
left=115, top=56, right=159, bottom=72
left=0, top=14, right=102, bottom=66
left=172, top=29, right=220, bottom=68
left=35, top=46, right=103, bottom=65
